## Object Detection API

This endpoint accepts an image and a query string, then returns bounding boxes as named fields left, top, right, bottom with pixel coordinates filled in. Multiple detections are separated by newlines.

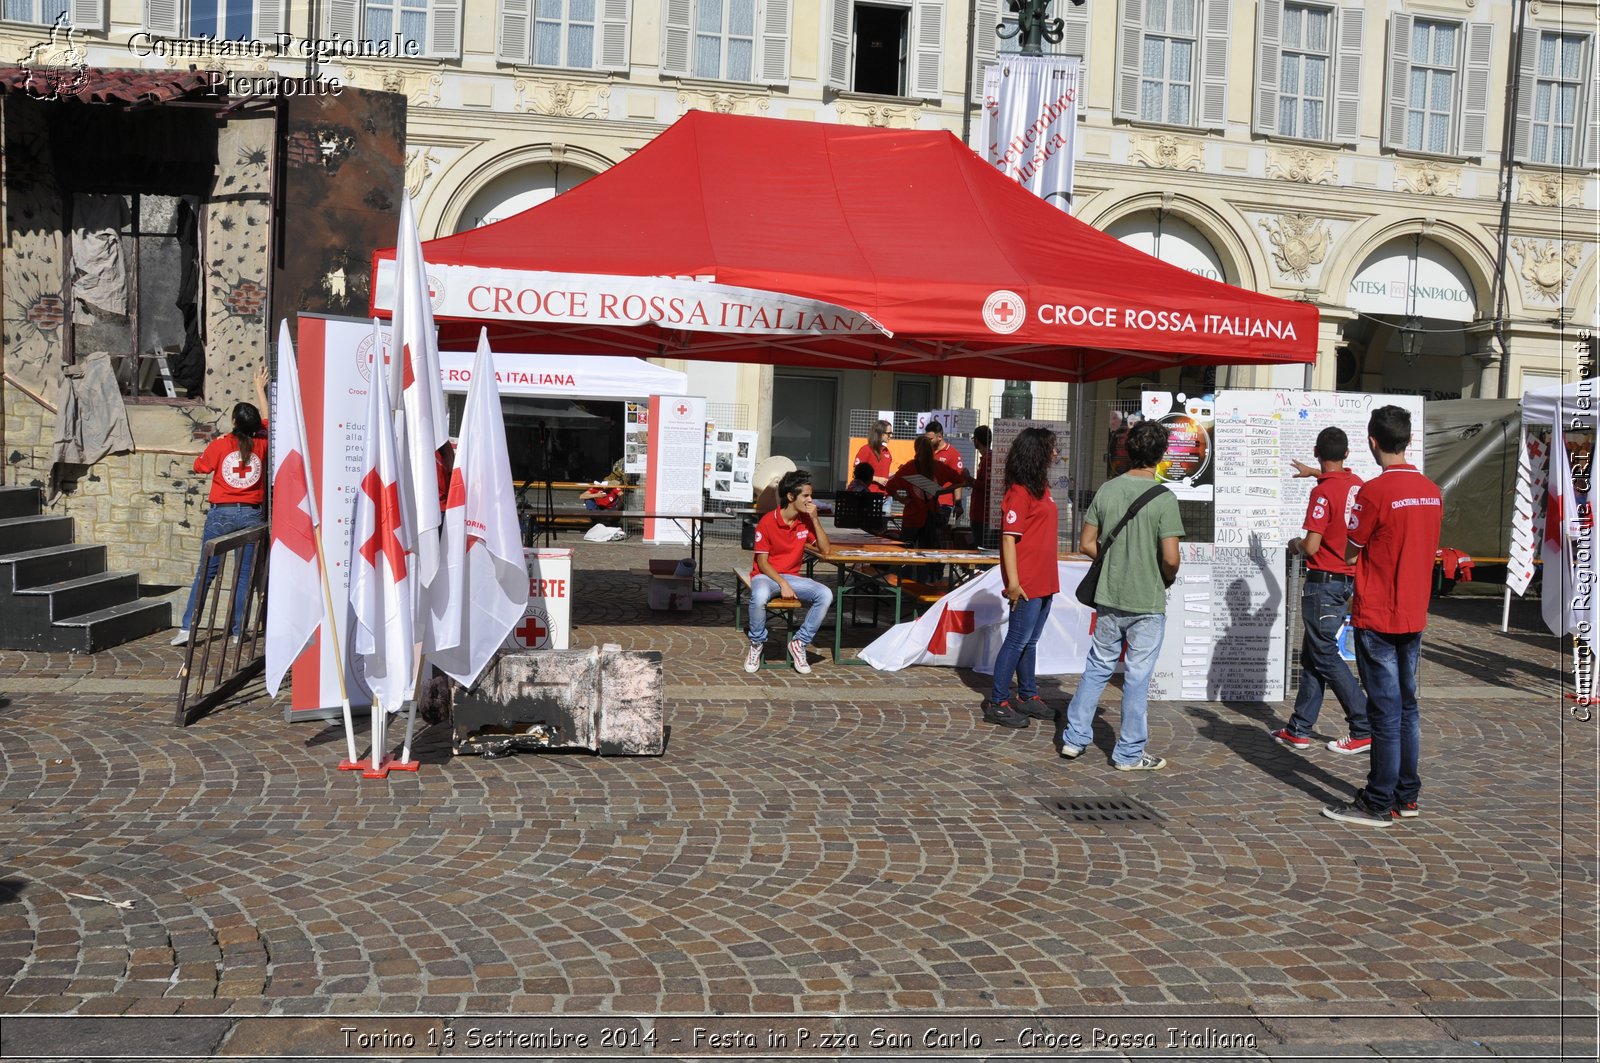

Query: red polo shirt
left=750, top=508, right=818, bottom=577
left=1303, top=468, right=1362, bottom=576
left=855, top=443, right=892, bottom=495
left=932, top=442, right=964, bottom=506
left=1347, top=464, right=1442, bottom=633
left=1000, top=483, right=1060, bottom=597
left=886, top=461, right=962, bottom=532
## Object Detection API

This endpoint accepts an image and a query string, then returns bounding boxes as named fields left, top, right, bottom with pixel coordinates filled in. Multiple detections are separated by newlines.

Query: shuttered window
left=4, top=0, right=66, bottom=24
left=694, top=0, right=756, bottom=81
left=365, top=0, right=428, bottom=55
left=1405, top=19, right=1458, bottom=153
left=1521, top=31, right=1589, bottom=166
left=534, top=0, right=596, bottom=68
left=324, top=0, right=461, bottom=58
left=1276, top=2, right=1330, bottom=139
left=1139, top=0, right=1195, bottom=125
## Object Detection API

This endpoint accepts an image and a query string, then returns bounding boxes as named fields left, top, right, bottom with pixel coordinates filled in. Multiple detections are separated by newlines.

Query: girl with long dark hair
left=853, top=418, right=894, bottom=494
left=982, top=426, right=1061, bottom=729
left=886, top=434, right=963, bottom=549
left=172, top=367, right=269, bottom=645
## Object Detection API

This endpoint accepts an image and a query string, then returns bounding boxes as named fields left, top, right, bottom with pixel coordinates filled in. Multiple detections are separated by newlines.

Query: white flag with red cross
left=264, top=319, right=324, bottom=697
left=390, top=197, right=451, bottom=643
left=429, top=329, right=527, bottom=685
left=1541, top=432, right=1595, bottom=648
left=349, top=340, right=417, bottom=712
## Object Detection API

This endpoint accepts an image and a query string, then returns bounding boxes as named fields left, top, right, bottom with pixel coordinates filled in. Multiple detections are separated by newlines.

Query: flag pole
left=311, top=527, right=362, bottom=770
left=365, top=694, right=390, bottom=778
left=392, top=655, right=425, bottom=771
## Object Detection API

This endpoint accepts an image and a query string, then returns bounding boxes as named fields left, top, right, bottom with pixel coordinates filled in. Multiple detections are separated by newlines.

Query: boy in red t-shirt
left=745, top=470, right=834, bottom=674
left=1271, top=426, right=1370, bottom=754
left=1322, top=406, right=1442, bottom=829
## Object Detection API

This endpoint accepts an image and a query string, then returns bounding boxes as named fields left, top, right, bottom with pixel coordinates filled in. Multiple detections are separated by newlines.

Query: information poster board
left=706, top=428, right=757, bottom=501
left=1149, top=543, right=1214, bottom=701
left=288, top=315, right=394, bottom=717
left=644, top=395, right=706, bottom=544
left=991, top=418, right=1073, bottom=546
left=624, top=402, right=649, bottom=474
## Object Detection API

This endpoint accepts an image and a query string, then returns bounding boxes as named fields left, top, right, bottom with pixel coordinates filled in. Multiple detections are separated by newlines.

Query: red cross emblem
left=676, top=403, right=689, bottom=416
left=358, top=469, right=409, bottom=580
left=271, top=451, right=317, bottom=562
left=992, top=301, right=1016, bottom=324
left=516, top=614, right=548, bottom=647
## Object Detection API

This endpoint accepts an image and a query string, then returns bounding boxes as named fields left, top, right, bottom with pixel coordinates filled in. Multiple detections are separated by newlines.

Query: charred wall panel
left=271, top=88, right=405, bottom=341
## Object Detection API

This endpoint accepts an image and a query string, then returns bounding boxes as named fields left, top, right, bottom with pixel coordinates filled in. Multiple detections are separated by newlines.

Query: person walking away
left=855, top=419, right=894, bottom=494
left=744, top=469, right=834, bottom=674
left=983, top=427, right=1061, bottom=729
left=1271, top=427, right=1370, bottom=754
left=969, top=425, right=993, bottom=548
left=1322, top=406, right=1442, bottom=827
left=172, top=366, right=270, bottom=645
left=924, top=420, right=965, bottom=537
left=1059, top=420, right=1183, bottom=770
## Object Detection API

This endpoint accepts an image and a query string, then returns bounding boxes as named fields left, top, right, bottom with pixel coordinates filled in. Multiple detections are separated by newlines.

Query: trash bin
left=741, top=517, right=757, bottom=551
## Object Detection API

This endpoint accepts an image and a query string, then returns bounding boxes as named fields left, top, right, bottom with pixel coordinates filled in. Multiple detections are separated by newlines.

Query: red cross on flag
left=428, top=330, right=528, bottom=686
left=390, top=197, right=451, bottom=642
left=349, top=338, right=417, bottom=713
left=265, top=319, right=325, bottom=698
left=1542, top=431, right=1593, bottom=644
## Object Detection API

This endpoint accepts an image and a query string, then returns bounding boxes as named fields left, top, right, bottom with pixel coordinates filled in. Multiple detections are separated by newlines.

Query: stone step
left=0, top=514, right=74, bottom=553
left=0, top=485, right=43, bottom=520
left=0, top=543, right=106, bottom=593
left=44, top=598, right=172, bottom=654
left=13, top=571, right=140, bottom=623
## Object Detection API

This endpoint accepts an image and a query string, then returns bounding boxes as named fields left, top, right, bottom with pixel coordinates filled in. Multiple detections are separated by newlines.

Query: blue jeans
left=748, top=574, right=833, bottom=647
left=1354, top=628, right=1423, bottom=811
left=1286, top=581, right=1369, bottom=738
left=180, top=503, right=262, bottom=634
left=990, top=593, right=1053, bottom=705
left=1061, top=607, right=1165, bottom=764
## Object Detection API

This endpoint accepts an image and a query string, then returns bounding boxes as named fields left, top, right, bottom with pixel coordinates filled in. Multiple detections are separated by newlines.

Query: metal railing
left=174, top=524, right=267, bottom=727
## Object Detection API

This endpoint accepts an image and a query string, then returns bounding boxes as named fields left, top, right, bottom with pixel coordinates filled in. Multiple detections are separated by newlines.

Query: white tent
left=1511, top=379, right=1598, bottom=657
left=436, top=350, right=687, bottom=398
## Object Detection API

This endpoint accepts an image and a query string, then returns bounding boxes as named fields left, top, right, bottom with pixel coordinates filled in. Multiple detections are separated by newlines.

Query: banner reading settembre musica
left=979, top=55, right=1080, bottom=212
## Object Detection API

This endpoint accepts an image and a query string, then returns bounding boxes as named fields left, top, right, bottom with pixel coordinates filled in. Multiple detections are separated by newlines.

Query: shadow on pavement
left=1189, top=702, right=1349, bottom=806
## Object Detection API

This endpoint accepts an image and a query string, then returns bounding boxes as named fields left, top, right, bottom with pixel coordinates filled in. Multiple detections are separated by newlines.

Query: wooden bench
left=733, top=568, right=807, bottom=668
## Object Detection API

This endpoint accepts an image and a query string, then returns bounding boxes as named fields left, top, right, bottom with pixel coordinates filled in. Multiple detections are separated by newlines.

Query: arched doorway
left=1107, top=211, right=1231, bottom=397
left=1343, top=237, right=1479, bottom=398
left=452, top=161, right=597, bottom=233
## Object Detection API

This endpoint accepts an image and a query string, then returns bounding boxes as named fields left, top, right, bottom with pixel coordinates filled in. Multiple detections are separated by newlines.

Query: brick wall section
left=4, top=385, right=207, bottom=594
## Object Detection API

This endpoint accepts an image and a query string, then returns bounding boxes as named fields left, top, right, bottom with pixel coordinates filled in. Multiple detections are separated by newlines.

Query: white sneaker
left=1058, top=743, right=1084, bottom=759
left=788, top=640, right=812, bottom=675
left=170, top=629, right=191, bottom=646
left=743, top=642, right=763, bottom=673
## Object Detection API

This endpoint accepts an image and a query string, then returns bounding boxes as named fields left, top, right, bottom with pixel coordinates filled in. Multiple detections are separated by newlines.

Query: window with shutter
left=1113, top=0, right=1145, bottom=121
left=191, top=0, right=256, bottom=38
left=1137, top=0, right=1197, bottom=126
left=598, top=0, right=631, bottom=71
left=756, top=0, right=789, bottom=84
left=498, top=0, right=531, bottom=64
left=1458, top=22, right=1493, bottom=156
left=970, top=0, right=999, bottom=102
left=1196, top=0, right=1228, bottom=128
left=1401, top=17, right=1460, bottom=154
left=1330, top=4, right=1363, bottom=144
left=661, top=0, right=692, bottom=75
left=1519, top=30, right=1589, bottom=167
left=1274, top=2, right=1330, bottom=140
left=910, top=0, right=943, bottom=99
left=428, top=0, right=462, bottom=58
left=1380, top=11, right=1411, bottom=151
left=4, top=0, right=65, bottom=25
left=68, top=0, right=102, bottom=30
left=144, top=0, right=180, bottom=37
left=691, top=0, right=757, bottom=81
left=253, top=0, right=286, bottom=39
left=531, top=0, right=598, bottom=68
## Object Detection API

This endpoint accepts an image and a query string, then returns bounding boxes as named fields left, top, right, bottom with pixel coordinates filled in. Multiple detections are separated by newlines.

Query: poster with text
left=624, top=401, right=649, bottom=475
left=645, top=395, right=706, bottom=544
left=1149, top=542, right=1215, bottom=701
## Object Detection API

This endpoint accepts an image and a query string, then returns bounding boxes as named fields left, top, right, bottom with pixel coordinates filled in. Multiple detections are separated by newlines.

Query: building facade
left=1, top=0, right=1596, bottom=499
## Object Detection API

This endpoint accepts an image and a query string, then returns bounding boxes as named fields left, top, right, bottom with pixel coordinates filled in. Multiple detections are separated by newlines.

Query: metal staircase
left=0, top=485, right=171, bottom=652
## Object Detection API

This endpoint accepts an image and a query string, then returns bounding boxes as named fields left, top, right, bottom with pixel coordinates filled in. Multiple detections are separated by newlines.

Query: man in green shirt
left=1059, top=420, right=1184, bottom=770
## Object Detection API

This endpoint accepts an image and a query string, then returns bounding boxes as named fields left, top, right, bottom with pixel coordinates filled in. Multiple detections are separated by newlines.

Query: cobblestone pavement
left=0, top=539, right=1594, bottom=1061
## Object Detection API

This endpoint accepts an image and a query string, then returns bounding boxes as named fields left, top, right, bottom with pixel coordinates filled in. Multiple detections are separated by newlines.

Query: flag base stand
left=360, top=756, right=421, bottom=778
left=337, top=759, right=365, bottom=772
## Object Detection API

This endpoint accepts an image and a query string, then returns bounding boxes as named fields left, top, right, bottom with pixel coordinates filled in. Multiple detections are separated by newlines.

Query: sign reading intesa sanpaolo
left=372, top=262, right=891, bottom=337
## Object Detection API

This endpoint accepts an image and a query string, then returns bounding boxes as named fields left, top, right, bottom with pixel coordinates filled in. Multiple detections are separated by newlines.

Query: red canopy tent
left=372, top=110, right=1318, bottom=382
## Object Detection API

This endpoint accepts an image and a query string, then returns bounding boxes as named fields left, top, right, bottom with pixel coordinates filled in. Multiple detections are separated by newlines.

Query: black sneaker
left=1016, top=695, right=1055, bottom=720
left=982, top=700, right=1029, bottom=729
left=1321, top=797, right=1392, bottom=828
